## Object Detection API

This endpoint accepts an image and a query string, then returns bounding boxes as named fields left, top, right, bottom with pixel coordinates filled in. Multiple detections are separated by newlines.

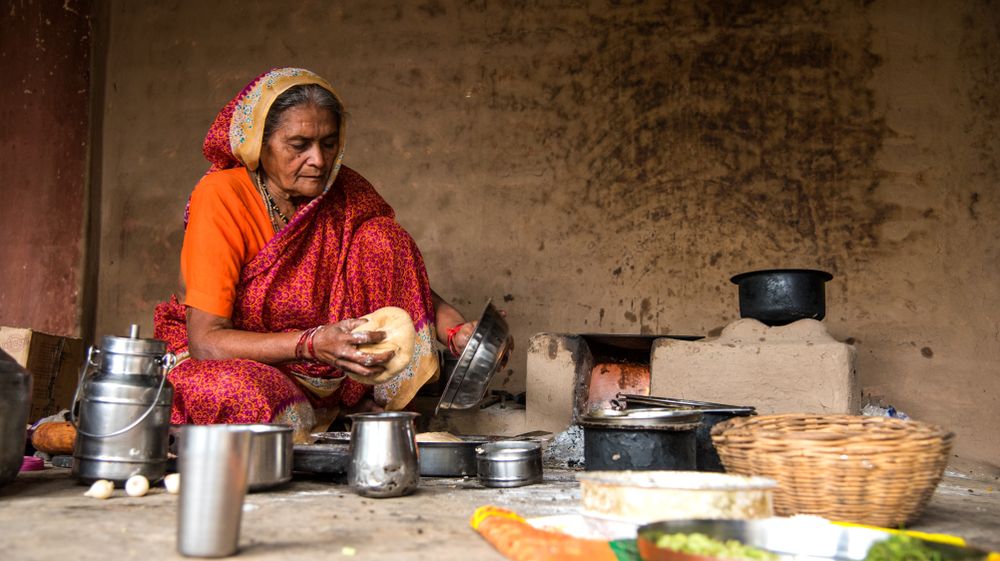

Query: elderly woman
left=154, top=68, right=473, bottom=438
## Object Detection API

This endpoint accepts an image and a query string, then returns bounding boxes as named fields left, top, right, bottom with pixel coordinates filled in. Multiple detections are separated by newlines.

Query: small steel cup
left=177, top=425, right=253, bottom=557
left=347, top=412, right=419, bottom=498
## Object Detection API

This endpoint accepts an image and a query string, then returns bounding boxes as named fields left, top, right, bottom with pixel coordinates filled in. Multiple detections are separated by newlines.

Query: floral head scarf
left=202, top=67, right=347, bottom=186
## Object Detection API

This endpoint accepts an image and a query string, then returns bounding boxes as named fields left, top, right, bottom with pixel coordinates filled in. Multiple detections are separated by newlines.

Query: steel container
left=72, top=325, right=175, bottom=484
left=244, top=424, right=293, bottom=491
left=418, top=437, right=487, bottom=477
left=0, top=349, right=32, bottom=488
left=347, top=412, right=420, bottom=498
left=177, top=424, right=253, bottom=558
left=476, top=441, right=542, bottom=487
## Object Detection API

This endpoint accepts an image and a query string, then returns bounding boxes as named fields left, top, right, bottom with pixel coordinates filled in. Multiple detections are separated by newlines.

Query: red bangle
left=306, top=325, right=325, bottom=361
left=446, top=324, right=464, bottom=357
left=295, top=329, right=311, bottom=360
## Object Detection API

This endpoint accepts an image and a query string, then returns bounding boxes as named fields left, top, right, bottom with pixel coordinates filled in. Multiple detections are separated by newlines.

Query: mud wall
left=94, top=1, right=1000, bottom=466
left=0, top=0, right=92, bottom=336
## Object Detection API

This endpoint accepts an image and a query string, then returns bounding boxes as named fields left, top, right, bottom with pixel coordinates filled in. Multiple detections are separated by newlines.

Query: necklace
left=257, top=173, right=290, bottom=232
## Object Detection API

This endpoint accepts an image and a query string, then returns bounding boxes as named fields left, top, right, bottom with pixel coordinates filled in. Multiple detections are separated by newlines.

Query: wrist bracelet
left=306, top=325, right=325, bottom=361
left=295, top=328, right=311, bottom=360
left=446, top=324, right=464, bottom=357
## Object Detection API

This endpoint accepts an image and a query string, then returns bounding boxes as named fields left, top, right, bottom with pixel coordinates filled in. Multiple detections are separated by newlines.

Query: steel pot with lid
left=0, top=349, right=32, bottom=488
left=72, top=324, right=175, bottom=484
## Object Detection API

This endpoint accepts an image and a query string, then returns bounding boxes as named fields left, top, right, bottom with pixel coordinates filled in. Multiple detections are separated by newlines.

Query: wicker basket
left=711, top=414, right=954, bottom=527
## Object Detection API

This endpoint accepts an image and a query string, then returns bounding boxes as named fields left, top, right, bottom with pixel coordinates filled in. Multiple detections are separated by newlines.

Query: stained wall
left=94, top=1, right=1000, bottom=467
left=0, top=0, right=92, bottom=336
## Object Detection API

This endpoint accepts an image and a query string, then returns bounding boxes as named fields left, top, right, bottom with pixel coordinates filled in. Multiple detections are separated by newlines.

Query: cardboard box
left=0, top=327, right=85, bottom=422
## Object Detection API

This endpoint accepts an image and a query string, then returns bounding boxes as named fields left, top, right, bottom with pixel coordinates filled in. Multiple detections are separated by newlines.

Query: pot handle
left=70, top=351, right=175, bottom=439
left=69, top=346, right=100, bottom=430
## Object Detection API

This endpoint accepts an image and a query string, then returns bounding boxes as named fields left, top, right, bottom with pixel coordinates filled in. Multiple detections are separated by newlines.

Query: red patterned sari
left=154, top=68, right=439, bottom=437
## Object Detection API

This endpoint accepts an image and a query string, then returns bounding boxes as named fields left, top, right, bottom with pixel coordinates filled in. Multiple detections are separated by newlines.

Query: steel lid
left=100, top=324, right=167, bottom=356
left=580, top=407, right=703, bottom=428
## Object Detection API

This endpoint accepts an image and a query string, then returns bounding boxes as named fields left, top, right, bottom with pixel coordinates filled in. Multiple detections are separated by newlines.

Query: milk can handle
left=70, top=350, right=176, bottom=439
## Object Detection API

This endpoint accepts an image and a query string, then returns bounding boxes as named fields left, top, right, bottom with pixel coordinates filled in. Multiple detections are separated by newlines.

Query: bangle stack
left=446, top=324, right=464, bottom=357
left=295, top=325, right=326, bottom=361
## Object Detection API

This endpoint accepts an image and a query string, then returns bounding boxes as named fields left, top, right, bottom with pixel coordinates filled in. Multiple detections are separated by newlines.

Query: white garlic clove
left=164, top=472, right=180, bottom=495
left=84, top=479, right=114, bottom=499
left=125, top=475, right=150, bottom=497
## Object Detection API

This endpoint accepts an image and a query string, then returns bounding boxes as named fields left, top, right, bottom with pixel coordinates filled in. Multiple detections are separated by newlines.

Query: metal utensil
left=635, top=518, right=990, bottom=561
left=418, top=436, right=488, bottom=477
left=242, top=424, right=292, bottom=492
left=476, top=441, right=542, bottom=487
left=436, top=299, right=512, bottom=414
left=616, top=393, right=755, bottom=414
left=177, top=424, right=252, bottom=558
left=347, top=412, right=420, bottom=498
left=72, top=325, right=175, bottom=485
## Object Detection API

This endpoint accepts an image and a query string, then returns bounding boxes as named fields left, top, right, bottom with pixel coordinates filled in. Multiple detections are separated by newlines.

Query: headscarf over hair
left=202, top=67, right=347, bottom=184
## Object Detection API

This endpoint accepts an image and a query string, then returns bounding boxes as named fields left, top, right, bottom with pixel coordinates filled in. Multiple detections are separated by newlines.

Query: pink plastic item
left=20, top=456, right=44, bottom=472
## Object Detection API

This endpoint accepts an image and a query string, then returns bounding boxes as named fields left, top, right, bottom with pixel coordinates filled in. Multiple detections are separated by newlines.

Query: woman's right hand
left=310, top=319, right=395, bottom=379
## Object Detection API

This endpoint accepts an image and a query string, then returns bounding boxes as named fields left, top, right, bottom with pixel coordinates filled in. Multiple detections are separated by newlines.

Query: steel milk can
left=72, top=325, right=175, bottom=484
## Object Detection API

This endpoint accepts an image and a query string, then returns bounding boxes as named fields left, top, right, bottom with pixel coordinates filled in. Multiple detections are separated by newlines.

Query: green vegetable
left=651, top=532, right=778, bottom=561
left=864, top=535, right=944, bottom=561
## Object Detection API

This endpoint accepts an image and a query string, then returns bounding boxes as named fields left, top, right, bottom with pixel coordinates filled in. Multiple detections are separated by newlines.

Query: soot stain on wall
left=475, top=1, right=891, bottom=280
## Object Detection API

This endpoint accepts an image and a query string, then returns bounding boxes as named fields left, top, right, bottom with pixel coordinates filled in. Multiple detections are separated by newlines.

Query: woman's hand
left=448, top=321, right=477, bottom=354
left=311, top=319, right=395, bottom=379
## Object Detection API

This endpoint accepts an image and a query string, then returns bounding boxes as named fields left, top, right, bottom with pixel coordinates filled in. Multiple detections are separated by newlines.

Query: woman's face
left=259, top=103, right=340, bottom=199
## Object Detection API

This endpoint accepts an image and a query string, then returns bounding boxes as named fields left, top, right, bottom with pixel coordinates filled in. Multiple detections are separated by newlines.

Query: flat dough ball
left=416, top=431, right=464, bottom=443
left=349, top=306, right=416, bottom=385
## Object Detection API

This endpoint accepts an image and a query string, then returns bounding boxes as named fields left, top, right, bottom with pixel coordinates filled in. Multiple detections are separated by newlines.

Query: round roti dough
left=349, top=306, right=416, bottom=385
left=416, top=431, right=464, bottom=443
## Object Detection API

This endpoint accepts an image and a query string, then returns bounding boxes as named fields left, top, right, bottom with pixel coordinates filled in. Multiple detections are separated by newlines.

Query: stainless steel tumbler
left=177, top=425, right=253, bottom=557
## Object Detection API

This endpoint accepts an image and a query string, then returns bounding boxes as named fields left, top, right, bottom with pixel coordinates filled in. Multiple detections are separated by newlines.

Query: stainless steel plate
left=635, top=518, right=990, bottom=561
left=436, top=299, right=511, bottom=414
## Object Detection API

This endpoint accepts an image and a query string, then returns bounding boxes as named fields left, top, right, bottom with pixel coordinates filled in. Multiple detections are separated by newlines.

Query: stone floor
left=1, top=468, right=997, bottom=560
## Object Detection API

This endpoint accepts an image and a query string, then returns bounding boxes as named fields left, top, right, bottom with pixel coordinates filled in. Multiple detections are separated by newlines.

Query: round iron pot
left=580, top=410, right=701, bottom=472
left=730, top=269, right=833, bottom=326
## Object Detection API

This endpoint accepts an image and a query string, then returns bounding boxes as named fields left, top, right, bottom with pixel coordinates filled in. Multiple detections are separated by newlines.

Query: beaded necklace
left=255, top=172, right=290, bottom=233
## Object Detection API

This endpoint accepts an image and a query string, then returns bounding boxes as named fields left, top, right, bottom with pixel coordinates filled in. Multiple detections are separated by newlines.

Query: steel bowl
left=476, top=441, right=542, bottom=487
left=436, top=299, right=512, bottom=414
left=243, top=424, right=293, bottom=492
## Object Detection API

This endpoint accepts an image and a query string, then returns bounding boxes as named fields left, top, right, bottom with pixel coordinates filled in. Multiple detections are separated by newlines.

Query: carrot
left=470, top=506, right=619, bottom=561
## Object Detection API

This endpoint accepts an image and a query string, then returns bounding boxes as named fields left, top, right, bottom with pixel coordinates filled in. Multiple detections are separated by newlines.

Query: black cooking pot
left=580, top=409, right=701, bottom=471
left=730, top=269, right=833, bottom=326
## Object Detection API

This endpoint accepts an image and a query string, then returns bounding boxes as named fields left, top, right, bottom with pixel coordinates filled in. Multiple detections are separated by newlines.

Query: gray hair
left=262, top=84, right=343, bottom=145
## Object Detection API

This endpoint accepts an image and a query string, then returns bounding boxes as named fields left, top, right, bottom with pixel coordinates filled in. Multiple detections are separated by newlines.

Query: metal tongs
left=611, top=393, right=755, bottom=415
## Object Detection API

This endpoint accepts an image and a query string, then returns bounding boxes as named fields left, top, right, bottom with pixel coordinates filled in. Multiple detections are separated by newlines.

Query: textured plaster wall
left=95, top=1, right=1000, bottom=466
left=0, top=0, right=91, bottom=336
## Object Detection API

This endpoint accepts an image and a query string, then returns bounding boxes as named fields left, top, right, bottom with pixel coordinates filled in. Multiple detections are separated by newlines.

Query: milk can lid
left=100, top=324, right=167, bottom=356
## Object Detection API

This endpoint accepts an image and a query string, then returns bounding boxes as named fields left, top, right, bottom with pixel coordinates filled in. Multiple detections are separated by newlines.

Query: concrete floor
left=1, top=468, right=997, bottom=560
